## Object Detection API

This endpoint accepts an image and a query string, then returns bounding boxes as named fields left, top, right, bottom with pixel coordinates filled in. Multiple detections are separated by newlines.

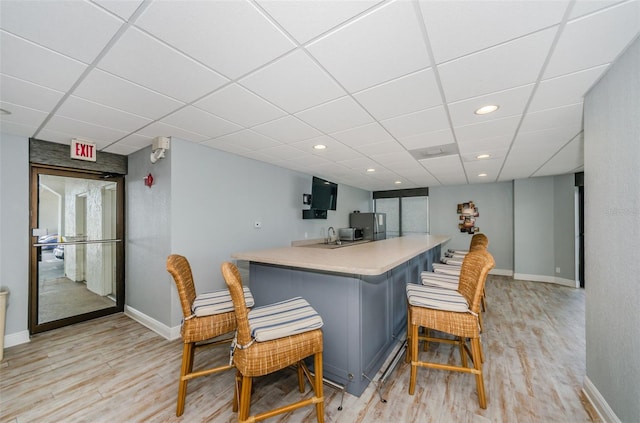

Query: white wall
left=583, top=36, right=640, bottom=422
left=0, top=133, right=30, bottom=347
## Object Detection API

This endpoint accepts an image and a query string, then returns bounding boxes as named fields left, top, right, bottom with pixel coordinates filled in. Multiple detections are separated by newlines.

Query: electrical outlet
left=555, top=267, right=561, bottom=273
left=254, top=221, right=262, bottom=229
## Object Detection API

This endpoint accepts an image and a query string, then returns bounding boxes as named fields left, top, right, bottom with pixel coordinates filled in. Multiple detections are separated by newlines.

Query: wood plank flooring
left=1, top=276, right=599, bottom=422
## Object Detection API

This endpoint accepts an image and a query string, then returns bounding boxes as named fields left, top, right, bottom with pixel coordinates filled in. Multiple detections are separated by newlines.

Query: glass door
left=30, top=166, right=124, bottom=334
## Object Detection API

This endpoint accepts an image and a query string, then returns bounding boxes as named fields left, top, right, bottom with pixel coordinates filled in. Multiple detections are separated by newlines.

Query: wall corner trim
left=124, top=306, right=181, bottom=341
left=583, top=376, right=621, bottom=423
left=3, top=330, right=30, bottom=349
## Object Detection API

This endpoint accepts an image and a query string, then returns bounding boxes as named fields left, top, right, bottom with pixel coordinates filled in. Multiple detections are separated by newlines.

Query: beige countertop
left=232, top=234, right=450, bottom=276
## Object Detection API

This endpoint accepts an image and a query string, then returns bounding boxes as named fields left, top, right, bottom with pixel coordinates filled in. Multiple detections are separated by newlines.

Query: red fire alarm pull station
left=144, top=173, right=154, bottom=188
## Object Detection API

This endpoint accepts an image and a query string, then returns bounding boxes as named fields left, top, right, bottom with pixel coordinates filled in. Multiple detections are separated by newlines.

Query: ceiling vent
left=408, top=143, right=459, bottom=161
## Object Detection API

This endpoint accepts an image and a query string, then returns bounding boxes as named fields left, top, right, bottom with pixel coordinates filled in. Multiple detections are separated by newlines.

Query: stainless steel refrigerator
left=349, top=212, right=386, bottom=241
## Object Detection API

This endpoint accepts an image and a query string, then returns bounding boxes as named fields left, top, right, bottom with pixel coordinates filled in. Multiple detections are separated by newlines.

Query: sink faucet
left=327, top=227, right=336, bottom=243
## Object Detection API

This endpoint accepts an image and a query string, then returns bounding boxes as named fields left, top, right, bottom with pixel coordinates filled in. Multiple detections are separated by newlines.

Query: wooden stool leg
left=408, top=323, right=419, bottom=395
left=471, top=338, right=487, bottom=409
left=239, top=375, right=253, bottom=422
left=314, top=352, right=325, bottom=423
left=297, top=362, right=305, bottom=393
left=405, top=305, right=411, bottom=363
left=176, top=342, right=194, bottom=417
left=458, top=337, right=468, bottom=368
left=233, top=370, right=241, bottom=413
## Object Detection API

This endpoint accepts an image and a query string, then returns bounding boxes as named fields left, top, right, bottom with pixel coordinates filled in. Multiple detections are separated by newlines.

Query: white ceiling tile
left=239, top=50, right=345, bottom=113
left=530, top=64, right=608, bottom=112
left=534, top=133, right=584, bottom=176
left=161, top=106, right=242, bottom=139
left=570, top=0, right=626, bottom=19
left=98, top=27, right=229, bottom=103
left=195, top=84, right=286, bottom=127
left=330, top=123, right=393, bottom=147
left=295, top=96, right=374, bottom=134
left=519, top=103, right=583, bottom=133
left=545, top=0, right=640, bottom=78
left=0, top=74, right=65, bottom=112
left=210, top=129, right=282, bottom=151
left=42, top=115, right=129, bottom=147
left=74, top=69, right=184, bottom=119
left=115, top=133, right=154, bottom=150
left=0, top=102, right=48, bottom=128
left=201, top=139, right=251, bottom=156
left=253, top=144, right=310, bottom=161
left=420, top=0, right=568, bottom=64
left=0, top=120, right=38, bottom=137
left=290, top=136, right=363, bottom=161
left=0, top=1, right=122, bottom=63
left=36, top=127, right=85, bottom=145
left=381, top=106, right=449, bottom=139
left=256, top=0, right=382, bottom=44
left=372, top=151, right=417, bottom=167
left=136, top=0, right=295, bottom=78
left=56, top=96, right=151, bottom=133
left=0, top=31, right=87, bottom=91
left=102, top=143, right=140, bottom=155
left=353, top=68, right=442, bottom=121
left=336, top=156, right=380, bottom=171
left=458, top=136, right=512, bottom=158
left=94, top=0, right=145, bottom=21
left=396, top=128, right=454, bottom=151
left=357, top=141, right=406, bottom=156
left=307, top=1, right=431, bottom=92
left=251, top=115, right=323, bottom=144
left=448, top=84, right=534, bottom=128
left=455, top=115, right=521, bottom=144
left=438, top=28, right=557, bottom=102
left=137, top=121, right=209, bottom=143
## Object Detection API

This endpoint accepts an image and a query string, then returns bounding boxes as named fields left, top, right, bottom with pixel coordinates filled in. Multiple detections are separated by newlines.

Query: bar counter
left=232, top=234, right=450, bottom=396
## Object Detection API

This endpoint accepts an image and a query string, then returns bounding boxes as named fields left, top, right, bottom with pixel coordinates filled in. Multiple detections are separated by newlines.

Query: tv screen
left=311, top=176, right=338, bottom=211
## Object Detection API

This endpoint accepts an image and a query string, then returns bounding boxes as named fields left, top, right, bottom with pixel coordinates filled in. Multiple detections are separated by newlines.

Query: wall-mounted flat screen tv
left=311, top=176, right=338, bottom=211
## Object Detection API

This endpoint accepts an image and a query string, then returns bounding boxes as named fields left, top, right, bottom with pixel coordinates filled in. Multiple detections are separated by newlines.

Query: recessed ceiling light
left=0, top=108, right=12, bottom=115
left=478, top=173, right=488, bottom=177
left=366, top=168, right=376, bottom=173
left=313, top=144, right=326, bottom=150
left=394, top=180, right=402, bottom=185
left=476, top=154, right=491, bottom=159
left=474, top=105, right=499, bottom=115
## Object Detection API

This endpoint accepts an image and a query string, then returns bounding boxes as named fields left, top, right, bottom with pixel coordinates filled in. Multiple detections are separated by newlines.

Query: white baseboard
left=124, top=305, right=181, bottom=341
left=513, top=273, right=578, bottom=287
left=490, top=268, right=513, bottom=276
left=3, top=330, right=30, bottom=348
left=583, top=376, right=621, bottom=423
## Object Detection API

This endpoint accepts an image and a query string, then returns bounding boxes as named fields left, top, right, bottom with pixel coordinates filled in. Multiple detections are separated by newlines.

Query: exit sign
left=71, top=139, right=96, bottom=162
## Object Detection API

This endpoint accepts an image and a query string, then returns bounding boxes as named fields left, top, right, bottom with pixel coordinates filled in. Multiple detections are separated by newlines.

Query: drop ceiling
left=1, top=0, right=638, bottom=191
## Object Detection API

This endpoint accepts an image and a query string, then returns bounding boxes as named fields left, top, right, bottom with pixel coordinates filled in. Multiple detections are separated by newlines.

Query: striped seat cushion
left=421, top=275, right=459, bottom=290
left=406, top=283, right=469, bottom=313
left=440, top=257, right=463, bottom=266
left=432, top=264, right=462, bottom=276
left=192, top=286, right=254, bottom=317
left=248, top=297, right=324, bottom=342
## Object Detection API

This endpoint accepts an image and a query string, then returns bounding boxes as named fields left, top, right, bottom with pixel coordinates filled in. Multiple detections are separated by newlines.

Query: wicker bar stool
left=221, top=262, right=325, bottom=423
left=427, top=233, right=489, bottom=312
left=407, top=249, right=494, bottom=408
left=167, top=254, right=254, bottom=417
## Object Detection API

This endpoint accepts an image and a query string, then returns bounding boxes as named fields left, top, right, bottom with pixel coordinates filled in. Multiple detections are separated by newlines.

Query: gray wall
left=429, top=181, right=514, bottom=273
left=0, top=134, right=29, bottom=341
left=584, top=36, right=640, bottom=422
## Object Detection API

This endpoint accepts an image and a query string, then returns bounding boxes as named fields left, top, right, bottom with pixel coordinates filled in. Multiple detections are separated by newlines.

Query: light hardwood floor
left=1, top=276, right=599, bottom=422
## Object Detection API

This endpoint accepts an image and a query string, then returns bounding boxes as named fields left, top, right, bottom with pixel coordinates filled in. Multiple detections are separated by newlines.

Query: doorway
left=29, top=166, right=125, bottom=334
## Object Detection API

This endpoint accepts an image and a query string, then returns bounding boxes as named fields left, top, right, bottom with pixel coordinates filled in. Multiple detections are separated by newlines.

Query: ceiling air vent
left=408, top=143, right=459, bottom=161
